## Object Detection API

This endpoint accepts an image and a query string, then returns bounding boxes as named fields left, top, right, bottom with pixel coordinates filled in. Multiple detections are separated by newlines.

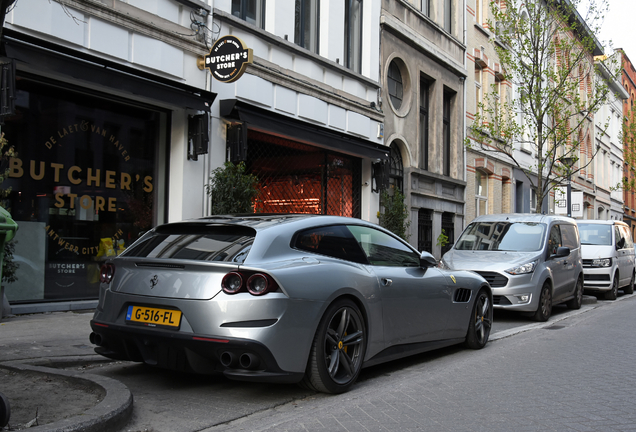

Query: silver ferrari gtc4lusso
left=90, top=214, right=492, bottom=393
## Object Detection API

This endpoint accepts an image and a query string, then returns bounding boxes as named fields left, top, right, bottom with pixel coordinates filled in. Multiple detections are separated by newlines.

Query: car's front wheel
left=605, top=273, right=619, bottom=300
left=301, top=299, right=366, bottom=394
left=464, top=289, right=492, bottom=349
left=532, top=283, right=552, bottom=322
left=624, top=272, right=635, bottom=295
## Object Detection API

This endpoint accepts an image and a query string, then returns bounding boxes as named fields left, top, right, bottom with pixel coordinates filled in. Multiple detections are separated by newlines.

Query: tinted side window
left=560, top=224, right=579, bottom=250
left=615, top=226, right=623, bottom=248
left=620, top=226, right=634, bottom=249
left=548, top=225, right=562, bottom=255
left=347, top=225, right=420, bottom=267
left=294, top=225, right=368, bottom=264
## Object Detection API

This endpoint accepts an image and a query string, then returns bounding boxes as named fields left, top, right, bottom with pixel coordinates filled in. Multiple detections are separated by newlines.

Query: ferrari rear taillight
left=100, top=263, right=115, bottom=284
left=222, top=272, right=243, bottom=294
left=247, top=273, right=270, bottom=296
left=222, top=271, right=278, bottom=295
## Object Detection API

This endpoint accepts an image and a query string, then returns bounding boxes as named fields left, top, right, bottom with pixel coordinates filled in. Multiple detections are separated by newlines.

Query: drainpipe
left=203, top=0, right=214, bottom=217
left=462, top=0, right=467, bottom=232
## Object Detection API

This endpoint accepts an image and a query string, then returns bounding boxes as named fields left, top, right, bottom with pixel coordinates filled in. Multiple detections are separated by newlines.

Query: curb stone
left=0, top=356, right=132, bottom=432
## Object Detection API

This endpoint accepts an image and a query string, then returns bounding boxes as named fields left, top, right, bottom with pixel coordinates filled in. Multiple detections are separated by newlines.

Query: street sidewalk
left=0, top=310, right=132, bottom=432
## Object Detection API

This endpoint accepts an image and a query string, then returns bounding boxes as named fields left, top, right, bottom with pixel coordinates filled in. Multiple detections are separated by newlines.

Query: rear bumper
left=90, top=320, right=304, bottom=383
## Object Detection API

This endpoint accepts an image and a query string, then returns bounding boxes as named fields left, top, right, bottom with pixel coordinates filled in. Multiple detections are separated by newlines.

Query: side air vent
left=136, top=262, right=186, bottom=269
left=454, top=288, right=472, bottom=303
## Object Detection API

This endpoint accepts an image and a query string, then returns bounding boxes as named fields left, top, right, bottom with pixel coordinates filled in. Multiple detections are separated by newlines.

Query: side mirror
left=554, top=246, right=570, bottom=258
left=419, top=251, right=437, bottom=268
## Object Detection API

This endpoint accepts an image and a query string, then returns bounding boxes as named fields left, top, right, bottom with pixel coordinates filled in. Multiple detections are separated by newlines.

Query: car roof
left=175, top=214, right=380, bottom=232
left=469, top=213, right=576, bottom=224
left=576, top=219, right=628, bottom=226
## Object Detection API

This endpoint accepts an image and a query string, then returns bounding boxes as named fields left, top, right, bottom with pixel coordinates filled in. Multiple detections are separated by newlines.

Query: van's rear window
left=455, top=222, right=546, bottom=252
left=122, top=224, right=256, bottom=263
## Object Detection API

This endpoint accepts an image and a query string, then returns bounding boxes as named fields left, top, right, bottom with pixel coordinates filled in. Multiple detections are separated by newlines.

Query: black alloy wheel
left=566, top=277, right=583, bottom=310
left=301, top=299, right=366, bottom=394
left=465, top=289, right=492, bottom=349
left=532, top=283, right=552, bottom=322
left=605, top=274, right=619, bottom=300
left=0, top=391, right=10, bottom=428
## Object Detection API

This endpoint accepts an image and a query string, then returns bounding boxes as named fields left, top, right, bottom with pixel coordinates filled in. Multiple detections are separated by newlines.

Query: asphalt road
left=51, top=292, right=628, bottom=432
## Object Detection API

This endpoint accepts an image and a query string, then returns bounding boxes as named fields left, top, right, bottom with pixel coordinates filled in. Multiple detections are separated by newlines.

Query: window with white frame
left=475, top=63, right=483, bottom=118
left=475, top=0, right=481, bottom=25
left=444, top=0, right=453, bottom=33
left=295, top=0, right=320, bottom=53
left=344, top=0, right=363, bottom=73
left=530, top=189, right=537, bottom=213
left=422, top=0, right=430, bottom=16
left=232, top=0, right=266, bottom=28
left=475, top=170, right=488, bottom=216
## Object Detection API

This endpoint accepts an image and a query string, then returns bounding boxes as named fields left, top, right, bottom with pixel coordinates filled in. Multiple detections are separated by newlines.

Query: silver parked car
left=440, top=214, right=584, bottom=322
left=90, top=214, right=492, bottom=393
left=577, top=219, right=635, bottom=300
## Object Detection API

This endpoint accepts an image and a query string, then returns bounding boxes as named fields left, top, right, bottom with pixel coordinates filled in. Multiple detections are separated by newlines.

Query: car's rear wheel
left=532, top=283, right=552, bottom=322
left=624, top=272, right=635, bottom=295
left=566, top=277, right=583, bottom=310
left=301, top=299, right=366, bottom=394
left=464, top=289, right=492, bottom=349
left=605, top=274, right=619, bottom=300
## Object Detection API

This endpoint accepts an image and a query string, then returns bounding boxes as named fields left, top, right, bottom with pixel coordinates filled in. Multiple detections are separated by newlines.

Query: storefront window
left=3, top=76, right=167, bottom=303
left=246, top=130, right=361, bottom=217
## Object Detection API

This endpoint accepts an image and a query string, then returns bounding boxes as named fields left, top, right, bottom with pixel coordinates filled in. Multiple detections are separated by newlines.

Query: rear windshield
left=455, top=222, right=546, bottom=252
left=578, top=224, right=612, bottom=246
left=122, top=224, right=255, bottom=263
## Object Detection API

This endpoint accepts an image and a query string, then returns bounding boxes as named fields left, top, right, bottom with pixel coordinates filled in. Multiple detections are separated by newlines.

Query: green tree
left=206, top=161, right=260, bottom=214
left=622, top=107, right=636, bottom=193
left=469, top=0, right=614, bottom=213
left=378, top=188, right=410, bottom=240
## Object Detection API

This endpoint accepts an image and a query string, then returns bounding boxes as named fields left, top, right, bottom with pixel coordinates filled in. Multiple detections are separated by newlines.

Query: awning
left=3, top=30, right=216, bottom=112
left=220, top=99, right=389, bottom=161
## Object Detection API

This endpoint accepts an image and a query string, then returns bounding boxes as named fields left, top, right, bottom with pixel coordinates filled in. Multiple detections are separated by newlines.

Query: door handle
left=381, top=278, right=393, bottom=286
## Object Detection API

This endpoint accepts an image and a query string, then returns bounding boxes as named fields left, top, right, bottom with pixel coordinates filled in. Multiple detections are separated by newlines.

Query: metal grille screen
left=247, top=130, right=361, bottom=217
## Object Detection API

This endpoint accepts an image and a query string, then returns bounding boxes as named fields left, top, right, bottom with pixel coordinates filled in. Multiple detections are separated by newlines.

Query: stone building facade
left=380, top=0, right=467, bottom=258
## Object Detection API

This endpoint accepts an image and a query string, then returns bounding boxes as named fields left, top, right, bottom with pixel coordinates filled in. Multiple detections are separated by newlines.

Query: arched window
left=389, top=143, right=404, bottom=192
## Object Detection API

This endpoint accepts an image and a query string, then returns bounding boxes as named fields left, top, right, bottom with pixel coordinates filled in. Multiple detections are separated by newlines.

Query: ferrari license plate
left=126, top=305, right=182, bottom=328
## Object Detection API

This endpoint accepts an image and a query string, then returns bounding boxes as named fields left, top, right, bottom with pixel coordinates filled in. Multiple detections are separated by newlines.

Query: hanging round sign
left=204, top=35, right=253, bottom=83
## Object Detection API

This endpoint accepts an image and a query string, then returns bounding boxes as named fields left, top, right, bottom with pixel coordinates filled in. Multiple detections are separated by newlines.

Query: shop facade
left=3, top=0, right=215, bottom=308
left=206, top=9, right=388, bottom=220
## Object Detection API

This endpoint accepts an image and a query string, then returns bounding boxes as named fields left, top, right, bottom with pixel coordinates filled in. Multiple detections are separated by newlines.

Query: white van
left=577, top=220, right=635, bottom=300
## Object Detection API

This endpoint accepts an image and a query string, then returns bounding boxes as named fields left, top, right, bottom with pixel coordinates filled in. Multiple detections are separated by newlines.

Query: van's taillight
left=222, top=271, right=278, bottom=296
left=100, top=263, right=115, bottom=284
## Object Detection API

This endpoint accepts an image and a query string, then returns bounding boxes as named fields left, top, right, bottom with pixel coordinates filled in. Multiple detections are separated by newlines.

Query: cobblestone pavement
left=205, top=296, right=636, bottom=432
